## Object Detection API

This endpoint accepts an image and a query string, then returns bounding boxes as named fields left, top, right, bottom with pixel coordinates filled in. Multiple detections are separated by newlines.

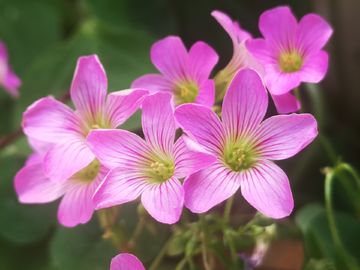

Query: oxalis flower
left=86, top=92, right=216, bottom=224
left=22, top=54, right=148, bottom=182
left=132, top=36, right=218, bottom=108
left=0, top=40, right=21, bottom=97
left=211, top=11, right=265, bottom=101
left=110, top=253, right=145, bottom=270
left=245, top=6, right=333, bottom=113
left=174, top=68, right=318, bottom=218
left=14, top=137, right=109, bottom=227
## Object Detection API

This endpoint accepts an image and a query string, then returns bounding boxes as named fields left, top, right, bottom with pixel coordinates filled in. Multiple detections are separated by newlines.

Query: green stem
left=199, top=214, right=213, bottom=270
left=148, top=235, right=174, bottom=270
left=317, top=132, right=338, bottom=165
left=223, top=196, right=234, bottom=225
left=174, top=257, right=188, bottom=270
left=293, top=87, right=303, bottom=113
left=324, top=169, right=342, bottom=248
left=338, top=163, right=360, bottom=190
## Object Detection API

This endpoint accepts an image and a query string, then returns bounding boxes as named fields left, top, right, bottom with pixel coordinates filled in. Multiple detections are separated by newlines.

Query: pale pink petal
left=194, top=79, right=215, bottom=108
left=23, top=97, right=82, bottom=142
left=93, top=167, right=148, bottom=209
left=25, top=152, right=43, bottom=165
left=187, top=41, right=218, bottom=83
left=44, top=138, right=95, bottom=182
left=245, top=39, right=274, bottom=67
left=253, top=113, right=318, bottom=160
left=184, top=163, right=240, bottom=213
left=2, top=67, right=21, bottom=97
left=265, top=71, right=300, bottom=95
left=222, top=68, right=268, bottom=140
left=173, top=135, right=216, bottom=178
left=87, top=129, right=153, bottom=170
left=111, top=254, right=145, bottom=270
left=142, top=92, right=175, bottom=156
left=296, top=14, right=333, bottom=55
left=297, top=51, right=329, bottom=83
left=259, top=6, right=297, bottom=51
left=234, top=21, right=252, bottom=41
left=141, top=177, right=184, bottom=224
left=105, top=88, right=148, bottom=128
left=14, top=163, right=66, bottom=203
left=174, top=103, right=225, bottom=155
left=150, top=36, right=188, bottom=82
left=70, top=55, right=107, bottom=122
left=271, top=92, right=300, bottom=114
left=131, top=74, right=173, bottom=94
left=0, top=41, right=8, bottom=61
left=57, top=167, right=105, bottom=227
left=27, top=137, right=52, bottom=156
left=241, top=160, right=293, bottom=219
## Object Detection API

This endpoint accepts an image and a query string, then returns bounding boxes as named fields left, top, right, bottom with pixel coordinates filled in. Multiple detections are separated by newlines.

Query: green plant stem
left=338, top=163, right=360, bottom=190
left=174, top=257, right=188, bottom=270
left=199, top=214, right=213, bottom=270
left=223, top=196, right=234, bottom=225
left=148, top=235, right=174, bottom=270
left=317, top=132, right=338, bottom=165
left=293, top=87, right=303, bottom=113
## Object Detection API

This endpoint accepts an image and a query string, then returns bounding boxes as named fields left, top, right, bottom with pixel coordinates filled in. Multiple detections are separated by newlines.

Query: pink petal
left=259, top=6, right=297, bottom=51
left=14, top=163, right=66, bottom=203
left=142, top=92, right=175, bottom=156
left=87, top=129, right=153, bottom=170
left=241, top=160, right=293, bottom=219
left=25, top=152, right=43, bottom=166
left=57, top=167, right=105, bottom=227
left=187, top=41, right=218, bottom=83
left=174, top=103, right=225, bottom=155
left=253, top=113, right=318, bottom=160
left=265, top=71, right=300, bottom=95
left=27, top=137, right=52, bottom=157
left=44, top=138, right=95, bottom=182
left=141, top=177, right=184, bottom=224
left=297, top=51, right=329, bottom=83
left=131, top=74, right=173, bottom=94
left=150, top=36, right=188, bottom=82
left=93, top=167, right=148, bottom=209
left=0, top=41, right=9, bottom=62
left=70, top=55, right=107, bottom=123
left=23, top=97, right=82, bottom=142
left=110, top=254, right=145, bottom=270
left=245, top=39, right=274, bottom=68
left=184, top=163, right=240, bottom=213
left=105, top=88, right=148, bottom=128
left=2, top=67, right=21, bottom=97
left=173, top=135, right=216, bottom=178
left=271, top=92, right=300, bottom=114
left=295, top=14, right=333, bottom=56
left=222, top=68, right=268, bottom=140
left=194, top=79, right=215, bottom=108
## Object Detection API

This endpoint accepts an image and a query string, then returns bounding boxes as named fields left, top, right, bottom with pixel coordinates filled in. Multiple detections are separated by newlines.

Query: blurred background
left=0, top=0, right=359, bottom=269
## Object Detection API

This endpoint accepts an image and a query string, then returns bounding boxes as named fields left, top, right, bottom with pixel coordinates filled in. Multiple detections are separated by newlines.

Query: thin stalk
left=223, top=196, right=234, bottom=225
left=127, top=215, right=145, bottom=252
left=317, top=132, right=338, bottom=165
left=199, top=214, right=213, bottom=270
left=293, top=87, right=303, bottom=113
left=148, top=235, right=174, bottom=270
left=174, top=257, right=188, bottom=270
left=338, top=163, right=360, bottom=190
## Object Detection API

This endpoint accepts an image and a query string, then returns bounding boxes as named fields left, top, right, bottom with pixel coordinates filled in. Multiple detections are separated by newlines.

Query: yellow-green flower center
left=224, top=147, right=256, bottom=172
left=174, top=81, right=199, bottom=104
left=73, top=159, right=101, bottom=183
left=149, top=160, right=174, bottom=183
left=278, top=52, right=303, bottom=73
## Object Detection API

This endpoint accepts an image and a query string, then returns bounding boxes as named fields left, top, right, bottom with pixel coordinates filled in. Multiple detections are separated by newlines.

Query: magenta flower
left=211, top=11, right=265, bottom=86
left=131, top=36, right=218, bottom=108
left=245, top=6, right=333, bottom=113
left=86, top=92, right=216, bottom=224
left=14, top=137, right=109, bottom=227
left=110, top=253, right=145, bottom=270
left=174, top=68, right=318, bottom=218
left=0, top=40, right=21, bottom=97
left=22, top=55, right=148, bottom=182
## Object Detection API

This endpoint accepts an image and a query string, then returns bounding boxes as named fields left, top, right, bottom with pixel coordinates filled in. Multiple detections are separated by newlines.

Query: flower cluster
left=14, top=5, right=331, bottom=269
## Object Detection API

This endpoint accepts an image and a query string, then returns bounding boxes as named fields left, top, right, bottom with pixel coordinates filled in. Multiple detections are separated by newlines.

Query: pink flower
left=131, top=36, right=218, bottom=108
left=110, top=253, right=145, bottom=270
left=22, top=55, right=148, bottom=182
left=0, top=40, right=21, bottom=97
left=14, top=137, right=109, bottom=227
left=86, top=92, right=216, bottom=224
left=174, top=68, right=318, bottom=218
left=245, top=6, right=333, bottom=113
left=211, top=10, right=265, bottom=91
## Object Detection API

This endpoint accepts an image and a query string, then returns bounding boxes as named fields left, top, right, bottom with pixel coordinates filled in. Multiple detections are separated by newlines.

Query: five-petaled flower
left=14, top=137, right=109, bottom=227
left=22, top=55, right=148, bottom=182
left=87, top=92, right=216, bottom=224
left=245, top=6, right=333, bottom=113
left=0, top=40, right=21, bottom=97
left=175, top=68, right=318, bottom=218
left=132, top=36, right=218, bottom=108
left=110, top=253, right=145, bottom=270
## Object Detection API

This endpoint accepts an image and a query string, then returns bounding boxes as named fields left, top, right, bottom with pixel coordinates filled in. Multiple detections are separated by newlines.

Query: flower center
left=278, top=52, right=303, bottom=73
left=224, top=147, right=255, bottom=172
left=150, top=161, right=174, bottom=183
left=174, top=81, right=199, bottom=104
left=73, top=158, right=101, bottom=183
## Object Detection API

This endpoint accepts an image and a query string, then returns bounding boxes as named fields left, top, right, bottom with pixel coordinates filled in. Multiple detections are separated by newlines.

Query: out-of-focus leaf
left=50, top=217, right=118, bottom=270
left=295, top=204, right=360, bottom=268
